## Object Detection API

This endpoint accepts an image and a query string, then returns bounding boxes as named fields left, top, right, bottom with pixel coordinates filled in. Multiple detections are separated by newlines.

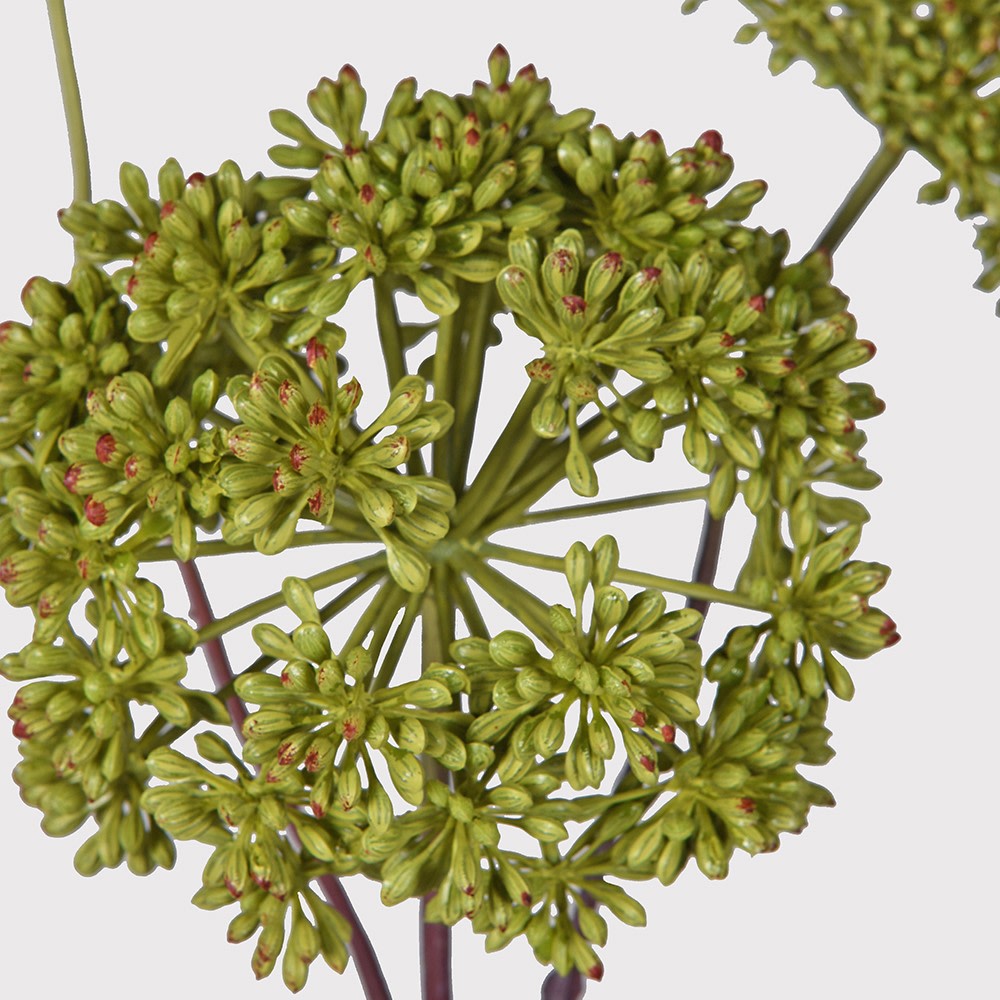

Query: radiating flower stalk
left=2, top=19, right=925, bottom=1000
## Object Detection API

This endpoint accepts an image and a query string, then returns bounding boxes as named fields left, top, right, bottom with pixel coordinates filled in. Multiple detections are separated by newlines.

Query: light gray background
left=1, top=2, right=996, bottom=997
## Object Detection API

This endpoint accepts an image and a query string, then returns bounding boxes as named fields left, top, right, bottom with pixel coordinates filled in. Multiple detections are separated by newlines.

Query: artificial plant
left=9, top=2, right=975, bottom=998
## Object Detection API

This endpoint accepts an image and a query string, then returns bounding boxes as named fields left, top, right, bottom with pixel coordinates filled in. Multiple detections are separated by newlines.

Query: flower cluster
left=219, top=349, right=454, bottom=589
left=455, top=536, right=704, bottom=787
left=688, top=0, right=1000, bottom=310
left=3, top=615, right=223, bottom=876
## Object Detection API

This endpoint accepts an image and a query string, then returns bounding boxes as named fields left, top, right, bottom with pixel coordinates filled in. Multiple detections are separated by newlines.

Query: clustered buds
left=689, top=0, right=1000, bottom=312
left=1, top=44, right=900, bottom=994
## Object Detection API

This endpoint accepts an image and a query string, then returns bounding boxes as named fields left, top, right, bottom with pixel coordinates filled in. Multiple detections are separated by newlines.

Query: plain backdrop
left=1, top=2, right=997, bottom=998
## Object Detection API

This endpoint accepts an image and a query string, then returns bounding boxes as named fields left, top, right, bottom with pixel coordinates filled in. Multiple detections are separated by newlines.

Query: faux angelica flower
left=612, top=679, right=835, bottom=884
left=455, top=536, right=704, bottom=789
left=235, top=577, right=467, bottom=825
left=142, top=735, right=354, bottom=989
left=0, top=265, right=137, bottom=455
left=265, top=49, right=592, bottom=318
left=2, top=619, right=220, bottom=875
left=220, top=347, right=454, bottom=590
left=57, top=369, right=225, bottom=561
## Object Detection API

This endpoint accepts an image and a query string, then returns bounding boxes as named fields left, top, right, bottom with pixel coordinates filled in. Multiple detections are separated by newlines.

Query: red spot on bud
left=561, top=295, right=587, bottom=316
left=681, top=160, right=698, bottom=173
left=463, top=884, right=476, bottom=896
left=63, top=464, right=82, bottom=493
left=143, top=232, right=159, bottom=255
left=843, top=419, right=856, bottom=435
left=631, top=710, right=647, bottom=728
left=688, top=194, right=707, bottom=206
left=250, top=872, right=272, bottom=892
left=95, top=433, right=117, bottom=464
left=308, top=402, right=329, bottom=427
left=738, top=797, right=756, bottom=813
left=748, top=294, right=766, bottom=313
left=780, top=358, right=797, bottom=372
left=641, top=266, right=662, bottom=284
left=76, top=558, right=90, bottom=580
left=635, top=176, right=653, bottom=187
left=124, top=456, right=140, bottom=480
left=83, top=496, right=108, bottom=527
left=126, top=275, right=139, bottom=298
left=0, top=559, right=17, bottom=584
left=339, top=63, right=360, bottom=82
left=885, top=631, right=901, bottom=648
left=641, top=129, right=663, bottom=145
left=497, top=82, right=511, bottom=94
left=20, top=277, right=36, bottom=305
left=364, top=245, right=377, bottom=268
left=550, top=248, right=574, bottom=273
left=277, top=742, right=297, bottom=766
left=343, top=144, right=360, bottom=159
left=272, top=466, right=287, bottom=492
left=249, top=370, right=267, bottom=394
left=465, top=128, right=481, bottom=147
left=879, top=616, right=897, bottom=636
left=699, top=129, right=724, bottom=152
left=224, top=876, right=243, bottom=899
left=0, top=320, right=11, bottom=343
left=661, top=724, right=676, bottom=743
left=525, top=358, right=555, bottom=383
left=311, top=801, right=325, bottom=818
left=289, top=443, right=308, bottom=472
left=278, top=377, right=295, bottom=407
left=640, top=754, right=655, bottom=772
left=517, top=63, right=537, bottom=80
left=342, top=719, right=359, bottom=742
left=735, top=367, right=746, bottom=379
left=13, top=719, right=30, bottom=740
left=359, top=184, right=376, bottom=205
left=601, top=252, right=624, bottom=273
left=587, top=964, right=604, bottom=983
left=306, top=338, right=328, bottom=368
left=520, top=892, right=532, bottom=906
left=187, top=172, right=206, bottom=187
left=862, top=340, right=876, bottom=358
left=160, top=201, right=176, bottom=219
left=720, top=333, right=735, bottom=349
left=21, top=363, right=32, bottom=383
left=304, top=749, right=321, bottom=772
left=307, top=489, right=324, bottom=515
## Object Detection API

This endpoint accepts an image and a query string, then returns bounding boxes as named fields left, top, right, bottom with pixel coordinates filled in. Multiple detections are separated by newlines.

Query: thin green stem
left=451, top=288, right=496, bottom=490
left=46, top=0, right=90, bottom=203
left=431, top=291, right=462, bottom=483
left=514, top=487, right=708, bottom=528
left=370, top=590, right=421, bottom=692
left=138, top=529, right=377, bottom=562
left=451, top=383, right=543, bottom=536
left=476, top=541, right=767, bottom=613
left=343, top=580, right=404, bottom=655
left=197, top=552, right=386, bottom=642
left=373, top=277, right=408, bottom=387
left=812, top=136, right=906, bottom=256
left=451, top=572, right=490, bottom=639
left=457, top=552, right=558, bottom=643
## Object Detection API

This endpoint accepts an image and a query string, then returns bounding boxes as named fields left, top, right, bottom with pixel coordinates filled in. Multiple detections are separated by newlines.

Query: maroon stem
left=178, top=559, right=393, bottom=1000
left=541, top=969, right=584, bottom=1000
left=420, top=896, right=453, bottom=1000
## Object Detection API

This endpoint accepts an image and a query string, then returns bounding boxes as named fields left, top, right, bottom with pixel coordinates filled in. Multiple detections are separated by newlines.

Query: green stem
left=451, top=383, right=543, bottom=536
left=370, top=590, right=421, bottom=692
left=343, top=580, right=404, bottom=655
left=451, top=572, right=490, bottom=639
left=457, top=552, right=558, bottom=643
left=812, top=136, right=906, bottom=256
left=139, top=529, right=377, bottom=562
left=373, top=277, right=408, bottom=387
left=451, top=287, right=496, bottom=490
left=46, top=0, right=90, bottom=203
left=432, top=300, right=460, bottom=483
left=514, top=487, right=708, bottom=528
left=476, top=541, right=767, bottom=613
left=197, top=552, right=386, bottom=642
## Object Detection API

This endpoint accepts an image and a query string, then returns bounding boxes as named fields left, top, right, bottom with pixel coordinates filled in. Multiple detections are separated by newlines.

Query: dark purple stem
left=686, top=508, right=725, bottom=623
left=178, top=559, right=393, bottom=1000
left=420, top=895, right=453, bottom=1000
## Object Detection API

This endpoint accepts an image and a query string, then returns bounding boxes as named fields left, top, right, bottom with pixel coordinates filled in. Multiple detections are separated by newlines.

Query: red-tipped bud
left=561, top=295, right=587, bottom=316
left=126, top=274, right=139, bottom=298
left=308, top=403, right=329, bottom=427
left=520, top=892, right=532, bottom=906
left=187, top=172, right=207, bottom=187
left=688, top=193, right=707, bottom=206
left=661, top=724, right=676, bottom=743
left=861, top=340, right=876, bottom=358
left=698, top=129, right=724, bottom=152
left=63, top=464, right=82, bottom=493
left=641, top=266, right=662, bottom=284
left=289, top=443, right=309, bottom=472
left=587, top=964, right=604, bottom=983
left=550, top=248, right=574, bottom=273
left=631, top=710, right=647, bottom=728
left=517, top=63, right=537, bottom=80
left=13, top=719, right=30, bottom=739
left=160, top=201, right=176, bottom=219
left=465, top=128, right=481, bottom=147
left=339, top=63, right=360, bottom=82
left=143, top=232, right=159, bottom=255
left=748, top=294, right=767, bottom=312
left=95, top=433, right=117, bottom=464
left=342, top=719, right=360, bottom=741
left=307, top=489, right=325, bottom=515
left=83, top=496, right=108, bottom=526
left=359, top=184, right=376, bottom=205
left=272, top=467, right=287, bottom=492
left=249, top=370, right=267, bottom=394
left=738, top=797, right=756, bottom=813
left=525, top=358, right=556, bottom=383
left=640, top=754, right=655, bottom=772
left=306, top=337, right=329, bottom=368
left=0, top=559, right=17, bottom=585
